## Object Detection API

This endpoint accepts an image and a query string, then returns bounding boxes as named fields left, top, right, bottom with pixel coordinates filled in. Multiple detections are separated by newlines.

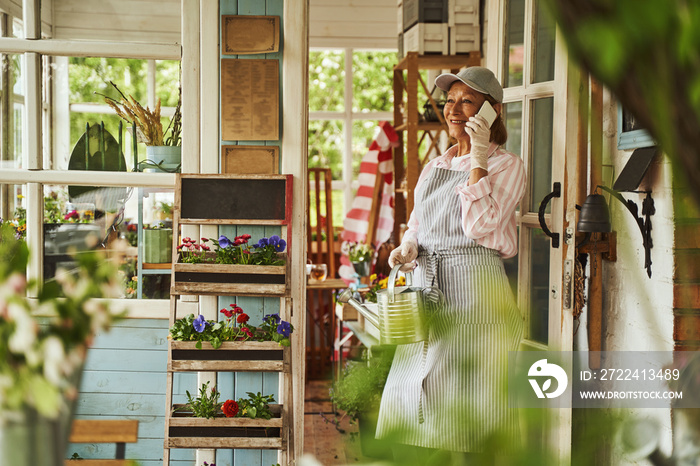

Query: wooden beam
left=394, top=51, right=481, bottom=71
left=0, top=37, right=181, bottom=59
left=282, top=0, right=309, bottom=460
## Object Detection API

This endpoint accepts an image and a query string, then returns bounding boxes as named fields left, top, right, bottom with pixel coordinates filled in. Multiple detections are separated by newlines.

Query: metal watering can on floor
left=338, top=264, right=444, bottom=345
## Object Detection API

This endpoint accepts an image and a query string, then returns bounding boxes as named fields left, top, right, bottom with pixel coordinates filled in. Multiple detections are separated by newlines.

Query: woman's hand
left=388, top=240, right=418, bottom=272
left=465, top=114, right=491, bottom=171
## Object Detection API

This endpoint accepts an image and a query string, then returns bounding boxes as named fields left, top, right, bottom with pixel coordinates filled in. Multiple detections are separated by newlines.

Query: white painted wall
left=591, top=87, right=675, bottom=463
left=2, top=0, right=397, bottom=49
left=599, top=88, right=674, bottom=353
left=52, top=0, right=181, bottom=43
left=303, top=0, right=397, bottom=49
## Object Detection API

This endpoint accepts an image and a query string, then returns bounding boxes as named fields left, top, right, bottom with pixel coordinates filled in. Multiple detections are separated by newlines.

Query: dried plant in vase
left=101, top=81, right=181, bottom=147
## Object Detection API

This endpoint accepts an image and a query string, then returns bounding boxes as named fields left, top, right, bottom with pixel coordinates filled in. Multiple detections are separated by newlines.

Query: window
left=308, top=49, right=395, bottom=228
left=0, top=14, right=181, bottom=307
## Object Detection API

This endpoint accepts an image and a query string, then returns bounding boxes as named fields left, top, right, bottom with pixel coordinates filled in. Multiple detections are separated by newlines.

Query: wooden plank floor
left=303, top=379, right=364, bottom=464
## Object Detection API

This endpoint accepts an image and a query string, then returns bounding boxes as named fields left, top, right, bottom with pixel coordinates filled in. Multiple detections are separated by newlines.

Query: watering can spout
left=337, top=289, right=380, bottom=329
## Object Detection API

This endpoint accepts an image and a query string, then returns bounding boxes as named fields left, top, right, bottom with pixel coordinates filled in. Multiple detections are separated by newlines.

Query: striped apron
left=375, top=167, right=524, bottom=453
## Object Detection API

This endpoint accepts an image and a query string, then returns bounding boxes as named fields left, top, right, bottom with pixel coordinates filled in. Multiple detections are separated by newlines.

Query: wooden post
left=406, top=53, right=420, bottom=217
left=393, top=67, right=406, bottom=242
left=588, top=77, right=604, bottom=369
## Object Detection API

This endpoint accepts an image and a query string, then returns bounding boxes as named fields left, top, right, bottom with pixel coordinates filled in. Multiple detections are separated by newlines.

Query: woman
left=375, top=66, right=526, bottom=463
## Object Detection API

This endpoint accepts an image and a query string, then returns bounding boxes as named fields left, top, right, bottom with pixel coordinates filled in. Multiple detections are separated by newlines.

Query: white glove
left=388, top=240, right=418, bottom=272
left=464, top=114, right=491, bottom=171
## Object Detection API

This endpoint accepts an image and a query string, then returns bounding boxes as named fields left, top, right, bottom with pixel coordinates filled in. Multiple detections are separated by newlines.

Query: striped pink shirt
left=402, top=143, right=526, bottom=259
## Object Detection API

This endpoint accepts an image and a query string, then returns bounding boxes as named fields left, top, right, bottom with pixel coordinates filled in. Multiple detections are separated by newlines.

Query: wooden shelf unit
left=392, top=51, right=481, bottom=240
left=163, top=174, right=295, bottom=465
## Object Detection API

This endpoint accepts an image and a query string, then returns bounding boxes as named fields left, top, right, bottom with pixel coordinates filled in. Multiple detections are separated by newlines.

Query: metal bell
left=577, top=194, right=612, bottom=233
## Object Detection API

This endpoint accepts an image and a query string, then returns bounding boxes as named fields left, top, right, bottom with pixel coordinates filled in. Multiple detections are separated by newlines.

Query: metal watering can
left=338, top=264, right=444, bottom=345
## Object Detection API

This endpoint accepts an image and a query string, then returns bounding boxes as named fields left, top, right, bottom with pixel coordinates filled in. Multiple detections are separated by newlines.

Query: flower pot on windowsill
left=143, top=228, right=173, bottom=263
left=166, top=403, right=284, bottom=450
left=172, top=251, right=288, bottom=296
left=144, top=146, right=181, bottom=173
left=352, top=260, right=371, bottom=277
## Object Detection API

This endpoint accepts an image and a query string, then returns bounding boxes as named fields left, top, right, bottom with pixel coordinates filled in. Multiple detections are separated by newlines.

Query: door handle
left=538, top=182, right=560, bottom=248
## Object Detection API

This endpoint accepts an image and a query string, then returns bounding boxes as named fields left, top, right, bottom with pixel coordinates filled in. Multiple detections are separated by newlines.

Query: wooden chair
left=65, top=419, right=139, bottom=466
left=306, top=168, right=339, bottom=379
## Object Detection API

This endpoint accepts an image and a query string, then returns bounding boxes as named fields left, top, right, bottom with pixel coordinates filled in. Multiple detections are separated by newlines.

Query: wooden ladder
left=163, top=174, right=295, bottom=465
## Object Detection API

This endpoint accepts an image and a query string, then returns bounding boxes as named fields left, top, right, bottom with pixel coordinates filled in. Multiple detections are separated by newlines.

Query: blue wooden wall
left=69, top=1, right=288, bottom=465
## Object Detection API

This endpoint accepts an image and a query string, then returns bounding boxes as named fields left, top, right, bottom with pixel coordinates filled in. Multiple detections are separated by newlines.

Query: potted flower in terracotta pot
left=103, top=81, right=181, bottom=172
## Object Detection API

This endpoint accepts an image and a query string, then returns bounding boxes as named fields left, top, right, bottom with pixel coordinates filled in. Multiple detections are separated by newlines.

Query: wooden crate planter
left=172, top=253, right=288, bottom=296
left=404, top=23, right=449, bottom=55
left=165, top=175, right=295, bottom=464
left=168, top=340, right=289, bottom=372
left=167, top=404, right=284, bottom=450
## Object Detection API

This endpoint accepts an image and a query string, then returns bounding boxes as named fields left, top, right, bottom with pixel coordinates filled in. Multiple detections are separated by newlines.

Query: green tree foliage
left=352, top=52, right=395, bottom=112
left=545, top=0, right=700, bottom=205
left=309, top=50, right=345, bottom=112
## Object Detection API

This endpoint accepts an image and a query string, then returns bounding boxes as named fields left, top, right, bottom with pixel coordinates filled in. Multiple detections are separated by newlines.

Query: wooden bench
left=65, top=419, right=139, bottom=466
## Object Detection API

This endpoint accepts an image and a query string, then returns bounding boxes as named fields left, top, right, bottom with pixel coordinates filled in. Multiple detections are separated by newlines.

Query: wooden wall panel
left=71, top=319, right=197, bottom=464
left=52, top=0, right=181, bottom=43
left=309, top=0, right=396, bottom=48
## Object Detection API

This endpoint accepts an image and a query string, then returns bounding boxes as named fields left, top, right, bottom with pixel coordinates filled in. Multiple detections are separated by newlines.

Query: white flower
left=7, top=302, right=38, bottom=355
left=42, top=336, right=68, bottom=386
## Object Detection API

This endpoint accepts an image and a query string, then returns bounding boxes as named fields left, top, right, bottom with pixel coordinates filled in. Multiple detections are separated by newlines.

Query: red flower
left=242, top=327, right=253, bottom=338
left=242, top=234, right=252, bottom=240
left=230, top=304, right=243, bottom=314
left=182, top=237, right=192, bottom=243
left=220, top=308, right=233, bottom=318
left=237, top=313, right=250, bottom=324
left=222, top=399, right=239, bottom=417
left=201, top=244, right=210, bottom=251
left=127, top=223, right=137, bottom=232
left=177, top=244, right=184, bottom=250
left=201, top=237, right=209, bottom=242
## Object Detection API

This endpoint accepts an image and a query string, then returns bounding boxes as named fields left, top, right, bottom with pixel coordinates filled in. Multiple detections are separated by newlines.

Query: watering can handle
left=387, top=264, right=412, bottom=304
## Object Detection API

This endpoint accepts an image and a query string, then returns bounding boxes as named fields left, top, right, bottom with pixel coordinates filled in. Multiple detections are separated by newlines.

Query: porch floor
left=303, top=379, right=364, bottom=464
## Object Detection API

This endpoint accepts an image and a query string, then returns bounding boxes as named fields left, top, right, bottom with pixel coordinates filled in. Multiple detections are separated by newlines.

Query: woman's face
left=443, top=81, right=487, bottom=142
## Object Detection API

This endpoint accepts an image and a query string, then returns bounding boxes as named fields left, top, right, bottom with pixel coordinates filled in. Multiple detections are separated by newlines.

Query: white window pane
left=529, top=97, right=554, bottom=212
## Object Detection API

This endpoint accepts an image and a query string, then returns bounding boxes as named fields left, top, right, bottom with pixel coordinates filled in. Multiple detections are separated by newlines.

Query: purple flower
left=218, top=235, right=231, bottom=248
left=276, top=321, right=292, bottom=338
left=258, top=237, right=269, bottom=247
left=264, top=313, right=281, bottom=324
left=193, top=314, right=208, bottom=333
left=269, top=235, right=280, bottom=247
left=274, top=238, right=286, bottom=252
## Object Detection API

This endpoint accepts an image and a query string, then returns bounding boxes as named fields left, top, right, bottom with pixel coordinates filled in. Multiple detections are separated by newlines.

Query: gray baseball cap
left=435, top=66, right=503, bottom=103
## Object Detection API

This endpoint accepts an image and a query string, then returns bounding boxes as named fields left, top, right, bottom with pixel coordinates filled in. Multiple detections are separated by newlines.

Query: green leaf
left=195, top=340, right=202, bottom=349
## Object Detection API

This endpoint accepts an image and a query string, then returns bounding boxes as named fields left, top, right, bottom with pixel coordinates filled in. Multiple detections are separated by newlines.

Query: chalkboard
left=179, top=177, right=287, bottom=220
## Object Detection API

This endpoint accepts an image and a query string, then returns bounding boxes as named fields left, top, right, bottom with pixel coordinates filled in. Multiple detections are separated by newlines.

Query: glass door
left=489, top=0, right=578, bottom=461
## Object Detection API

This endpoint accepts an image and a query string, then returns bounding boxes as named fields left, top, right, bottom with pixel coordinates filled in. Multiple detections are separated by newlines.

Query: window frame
left=0, top=14, right=181, bottom=315
left=308, top=47, right=394, bottom=216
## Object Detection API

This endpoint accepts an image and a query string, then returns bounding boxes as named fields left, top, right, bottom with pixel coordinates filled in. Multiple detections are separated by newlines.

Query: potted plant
left=0, top=221, right=122, bottom=466
left=330, top=351, right=393, bottom=458
left=173, top=234, right=288, bottom=296
left=168, top=381, right=283, bottom=449
left=103, top=81, right=182, bottom=172
left=142, top=222, right=173, bottom=264
left=343, top=241, right=374, bottom=277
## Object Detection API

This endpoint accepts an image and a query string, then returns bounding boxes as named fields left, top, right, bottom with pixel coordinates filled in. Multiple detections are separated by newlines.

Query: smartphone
left=477, top=101, right=498, bottom=128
